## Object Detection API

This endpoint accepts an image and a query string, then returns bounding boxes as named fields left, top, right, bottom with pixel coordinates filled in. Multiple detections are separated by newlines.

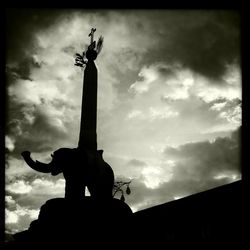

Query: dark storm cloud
left=5, top=9, right=68, bottom=87
left=164, top=127, right=241, bottom=180
left=156, top=65, right=176, bottom=78
left=127, top=159, right=147, bottom=167
left=209, top=97, right=241, bottom=108
left=6, top=56, right=44, bottom=82
left=141, top=10, right=240, bottom=80
left=6, top=101, right=69, bottom=157
left=6, top=9, right=65, bottom=61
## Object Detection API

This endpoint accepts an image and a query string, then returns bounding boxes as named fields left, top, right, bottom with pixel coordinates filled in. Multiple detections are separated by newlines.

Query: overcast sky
left=5, top=9, right=241, bottom=234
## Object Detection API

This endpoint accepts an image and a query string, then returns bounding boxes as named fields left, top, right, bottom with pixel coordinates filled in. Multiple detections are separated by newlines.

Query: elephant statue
left=21, top=148, right=114, bottom=200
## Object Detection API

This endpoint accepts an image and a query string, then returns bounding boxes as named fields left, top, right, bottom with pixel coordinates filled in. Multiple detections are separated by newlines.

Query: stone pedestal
left=8, top=197, right=133, bottom=248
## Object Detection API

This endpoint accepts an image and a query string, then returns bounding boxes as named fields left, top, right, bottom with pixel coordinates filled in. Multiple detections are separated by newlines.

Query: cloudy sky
left=5, top=9, right=241, bottom=234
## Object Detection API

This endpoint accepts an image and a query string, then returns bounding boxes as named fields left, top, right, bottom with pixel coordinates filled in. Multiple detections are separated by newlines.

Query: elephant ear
left=50, top=148, right=75, bottom=175
left=50, top=165, right=63, bottom=176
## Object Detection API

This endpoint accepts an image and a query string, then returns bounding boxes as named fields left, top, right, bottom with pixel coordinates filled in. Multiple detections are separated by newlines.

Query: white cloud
left=126, top=110, right=144, bottom=120
left=6, top=180, right=32, bottom=194
left=5, top=206, right=39, bottom=225
left=192, top=65, right=241, bottom=103
left=141, top=167, right=163, bottom=189
left=5, top=136, right=15, bottom=152
left=5, top=179, right=65, bottom=232
left=27, top=209, right=40, bottom=220
left=141, top=160, right=174, bottom=189
left=22, top=105, right=36, bottom=125
left=149, top=106, right=178, bottom=120
left=5, top=209, right=19, bottom=224
left=6, top=195, right=16, bottom=205
left=126, top=107, right=178, bottom=121
left=129, top=65, right=158, bottom=94
left=219, top=105, right=241, bottom=124
left=163, top=69, right=194, bottom=101
left=222, top=63, right=241, bottom=86
left=201, top=124, right=237, bottom=134
left=128, top=63, right=194, bottom=100
left=6, top=156, right=36, bottom=182
left=173, top=195, right=186, bottom=200
left=31, top=178, right=65, bottom=196
left=6, top=178, right=65, bottom=197
left=213, top=172, right=241, bottom=181
left=8, top=79, right=61, bottom=106
left=195, top=84, right=241, bottom=103
left=210, top=102, right=227, bottom=111
left=5, top=195, right=17, bottom=211
left=125, top=62, right=241, bottom=149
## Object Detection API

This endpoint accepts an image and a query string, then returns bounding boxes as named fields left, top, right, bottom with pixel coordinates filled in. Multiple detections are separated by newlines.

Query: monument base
left=6, top=197, right=133, bottom=249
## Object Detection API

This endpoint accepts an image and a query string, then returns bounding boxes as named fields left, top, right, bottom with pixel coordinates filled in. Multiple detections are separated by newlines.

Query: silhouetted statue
left=21, top=149, right=114, bottom=200
left=21, top=28, right=113, bottom=200
left=5, top=29, right=133, bottom=248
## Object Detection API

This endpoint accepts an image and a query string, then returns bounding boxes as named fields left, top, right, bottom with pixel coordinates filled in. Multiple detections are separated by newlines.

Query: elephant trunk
left=21, top=151, right=52, bottom=173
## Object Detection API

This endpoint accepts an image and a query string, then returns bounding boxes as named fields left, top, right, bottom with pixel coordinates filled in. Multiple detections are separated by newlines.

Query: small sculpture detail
left=74, top=28, right=104, bottom=67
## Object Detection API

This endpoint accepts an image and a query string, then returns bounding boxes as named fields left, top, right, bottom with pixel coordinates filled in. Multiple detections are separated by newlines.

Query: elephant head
left=21, top=148, right=82, bottom=176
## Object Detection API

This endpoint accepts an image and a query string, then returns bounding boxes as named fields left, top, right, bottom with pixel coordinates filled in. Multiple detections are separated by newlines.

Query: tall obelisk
left=78, top=28, right=99, bottom=151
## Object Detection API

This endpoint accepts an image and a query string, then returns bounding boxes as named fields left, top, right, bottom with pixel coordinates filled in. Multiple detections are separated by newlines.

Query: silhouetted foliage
left=113, top=181, right=132, bottom=201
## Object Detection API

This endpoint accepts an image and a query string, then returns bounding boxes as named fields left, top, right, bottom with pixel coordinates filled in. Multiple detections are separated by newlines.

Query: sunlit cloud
left=213, top=172, right=241, bottom=181
left=201, top=124, right=238, bottom=134
left=31, top=178, right=65, bottom=195
left=6, top=195, right=16, bottom=205
left=192, top=65, right=241, bottom=103
left=5, top=210, right=19, bottom=224
left=126, top=110, right=144, bottom=120
left=173, top=195, right=186, bottom=200
left=219, top=105, right=241, bottom=124
left=6, top=180, right=32, bottom=194
left=210, top=102, right=227, bottom=111
left=5, top=202, right=40, bottom=233
left=5, top=136, right=15, bottom=152
left=129, top=65, right=159, bottom=94
left=149, top=106, right=178, bottom=120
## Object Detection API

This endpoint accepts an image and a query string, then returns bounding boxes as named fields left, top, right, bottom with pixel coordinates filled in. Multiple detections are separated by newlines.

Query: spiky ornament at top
left=75, top=28, right=104, bottom=67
